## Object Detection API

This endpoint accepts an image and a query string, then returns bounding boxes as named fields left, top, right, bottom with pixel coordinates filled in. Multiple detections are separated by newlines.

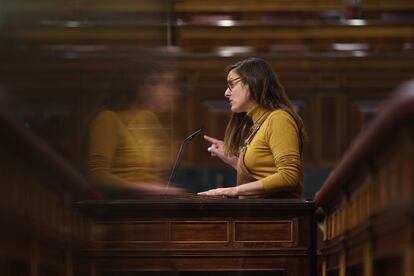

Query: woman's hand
left=198, top=180, right=265, bottom=198
left=204, top=135, right=238, bottom=169
left=198, top=187, right=239, bottom=197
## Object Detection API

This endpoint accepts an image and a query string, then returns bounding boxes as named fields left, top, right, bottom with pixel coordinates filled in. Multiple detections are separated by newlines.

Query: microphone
left=167, top=128, right=203, bottom=187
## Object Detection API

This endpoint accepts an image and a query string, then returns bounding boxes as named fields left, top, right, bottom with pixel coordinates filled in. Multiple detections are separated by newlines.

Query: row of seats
left=6, top=0, right=414, bottom=15
left=2, top=0, right=414, bottom=55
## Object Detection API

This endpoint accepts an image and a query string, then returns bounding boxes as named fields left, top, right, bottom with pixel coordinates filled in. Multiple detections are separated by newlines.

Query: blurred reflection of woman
left=87, top=61, right=182, bottom=196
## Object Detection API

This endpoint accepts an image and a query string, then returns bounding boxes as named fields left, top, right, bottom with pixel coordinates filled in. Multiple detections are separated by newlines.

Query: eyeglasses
left=227, top=77, right=242, bottom=91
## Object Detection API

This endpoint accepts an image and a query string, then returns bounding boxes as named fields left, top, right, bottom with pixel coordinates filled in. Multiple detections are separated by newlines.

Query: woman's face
left=224, top=70, right=256, bottom=113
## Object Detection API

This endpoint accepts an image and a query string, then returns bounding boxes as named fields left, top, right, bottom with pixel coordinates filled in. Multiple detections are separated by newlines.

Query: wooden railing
left=314, top=80, right=414, bottom=276
left=0, top=107, right=96, bottom=275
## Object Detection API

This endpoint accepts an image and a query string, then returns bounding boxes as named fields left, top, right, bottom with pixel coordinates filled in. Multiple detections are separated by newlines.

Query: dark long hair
left=223, top=57, right=306, bottom=156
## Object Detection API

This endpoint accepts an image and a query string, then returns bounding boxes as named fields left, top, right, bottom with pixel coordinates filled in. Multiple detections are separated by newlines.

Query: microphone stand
left=167, top=128, right=203, bottom=188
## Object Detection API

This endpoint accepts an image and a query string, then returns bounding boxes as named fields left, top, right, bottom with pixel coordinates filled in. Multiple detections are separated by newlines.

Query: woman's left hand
left=198, top=187, right=238, bottom=197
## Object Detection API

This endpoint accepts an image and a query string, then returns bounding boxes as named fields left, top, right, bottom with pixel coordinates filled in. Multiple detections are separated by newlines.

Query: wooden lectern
left=76, top=197, right=316, bottom=275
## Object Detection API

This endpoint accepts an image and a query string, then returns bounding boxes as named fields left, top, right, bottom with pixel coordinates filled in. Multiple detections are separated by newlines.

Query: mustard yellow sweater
left=244, top=106, right=303, bottom=193
left=87, top=109, right=172, bottom=190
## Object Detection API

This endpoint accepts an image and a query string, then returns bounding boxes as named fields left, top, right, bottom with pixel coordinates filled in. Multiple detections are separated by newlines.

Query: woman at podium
left=200, top=57, right=305, bottom=198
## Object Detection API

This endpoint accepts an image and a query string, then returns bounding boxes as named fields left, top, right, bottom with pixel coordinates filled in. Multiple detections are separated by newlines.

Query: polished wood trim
left=233, top=220, right=294, bottom=243
left=169, top=221, right=229, bottom=243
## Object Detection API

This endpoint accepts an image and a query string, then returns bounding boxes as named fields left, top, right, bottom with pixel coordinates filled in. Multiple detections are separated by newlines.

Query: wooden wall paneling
left=346, top=93, right=383, bottom=150
left=313, top=93, right=325, bottom=164
left=387, top=145, right=400, bottom=203
left=362, top=0, right=414, bottom=11
left=3, top=0, right=171, bottom=51
left=175, top=0, right=414, bottom=14
left=77, top=0, right=170, bottom=13
left=347, top=265, right=363, bottom=276
left=290, top=94, right=314, bottom=163
left=339, top=249, right=346, bottom=276
left=400, top=131, right=414, bottom=201
left=374, top=257, right=403, bottom=276
left=173, top=72, right=193, bottom=132
left=348, top=99, right=378, bottom=143
left=314, top=92, right=345, bottom=164
left=342, top=69, right=414, bottom=90
left=315, top=70, right=342, bottom=90
left=374, top=167, right=385, bottom=214
left=187, top=84, right=230, bottom=166
left=3, top=0, right=72, bottom=14
left=326, top=251, right=340, bottom=275
left=375, top=139, right=404, bottom=212
left=0, top=70, right=85, bottom=92
left=202, top=98, right=230, bottom=139
left=278, top=69, right=317, bottom=91
left=182, top=75, right=198, bottom=165
left=363, top=238, right=374, bottom=276
left=322, top=260, right=328, bottom=276
left=327, top=214, right=334, bottom=240
left=29, top=240, right=40, bottom=276
left=181, top=65, right=228, bottom=165
left=403, top=225, right=414, bottom=276
left=5, top=0, right=170, bottom=19
left=8, top=26, right=168, bottom=47
left=346, top=239, right=364, bottom=268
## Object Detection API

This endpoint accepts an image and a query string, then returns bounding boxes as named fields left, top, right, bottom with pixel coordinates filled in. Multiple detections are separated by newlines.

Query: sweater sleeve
left=87, top=111, right=129, bottom=189
left=261, top=111, right=302, bottom=192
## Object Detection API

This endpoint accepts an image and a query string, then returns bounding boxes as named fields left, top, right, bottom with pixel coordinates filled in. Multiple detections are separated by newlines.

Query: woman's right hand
left=204, top=135, right=238, bottom=169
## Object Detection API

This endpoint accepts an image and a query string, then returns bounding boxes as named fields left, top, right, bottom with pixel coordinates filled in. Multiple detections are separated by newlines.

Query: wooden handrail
left=314, top=80, right=414, bottom=207
left=0, top=107, right=99, bottom=199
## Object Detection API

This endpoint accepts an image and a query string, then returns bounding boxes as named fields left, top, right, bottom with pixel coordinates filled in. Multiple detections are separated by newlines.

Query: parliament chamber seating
left=3, top=0, right=414, bottom=54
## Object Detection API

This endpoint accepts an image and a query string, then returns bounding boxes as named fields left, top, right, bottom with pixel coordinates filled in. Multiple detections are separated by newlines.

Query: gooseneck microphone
left=167, top=128, right=203, bottom=187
